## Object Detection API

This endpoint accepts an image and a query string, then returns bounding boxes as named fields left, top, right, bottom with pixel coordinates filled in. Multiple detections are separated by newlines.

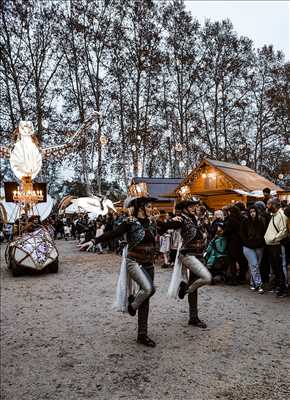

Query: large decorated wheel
left=6, top=226, right=59, bottom=276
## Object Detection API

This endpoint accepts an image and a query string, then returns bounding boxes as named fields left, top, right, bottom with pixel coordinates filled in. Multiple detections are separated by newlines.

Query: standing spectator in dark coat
left=56, top=218, right=64, bottom=239
left=240, top=206, right=266, bottom=292
left=255, top=201, right=271, bottom=285
left=223, top=205, right=248, bottom=284
left=104, top=214, right=114, bottom=251
left=235, top=201, right=247, bottom=220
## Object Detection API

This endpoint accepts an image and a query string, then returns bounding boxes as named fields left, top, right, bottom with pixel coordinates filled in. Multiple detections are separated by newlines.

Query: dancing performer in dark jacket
left=94, top=195, right=157, bottom=347
left=160, top=198, right=212, bottom=328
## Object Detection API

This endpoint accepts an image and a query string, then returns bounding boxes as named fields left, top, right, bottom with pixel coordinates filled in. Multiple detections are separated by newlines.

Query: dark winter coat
left=223, top=215, right=243, bottom=258
left=240, top=217, right=266, bottom=249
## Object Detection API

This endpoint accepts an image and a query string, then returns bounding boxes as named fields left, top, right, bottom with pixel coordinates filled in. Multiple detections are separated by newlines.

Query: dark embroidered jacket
left=95, top=217, right=156, bottom=250
left=158, top=213, right=206, bottom=254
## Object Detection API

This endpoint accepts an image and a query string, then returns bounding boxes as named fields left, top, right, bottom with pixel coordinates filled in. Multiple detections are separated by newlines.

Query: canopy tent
left=63, top=197, right=116, bottom=216
left=64, top=203, right=80, bottom=214
left=232, top=189, right=277, bottom=197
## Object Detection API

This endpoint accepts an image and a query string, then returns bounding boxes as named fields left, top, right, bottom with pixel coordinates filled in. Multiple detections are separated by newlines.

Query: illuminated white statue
left=0, top=111, right=100, bottom=180
left=10, top=121, right=42, bottom=180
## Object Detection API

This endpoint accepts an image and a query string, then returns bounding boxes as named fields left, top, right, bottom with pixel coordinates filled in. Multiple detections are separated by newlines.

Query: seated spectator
left=209, top=210, right=224, bottom=240
left=23, top=216, right=41, bottom=233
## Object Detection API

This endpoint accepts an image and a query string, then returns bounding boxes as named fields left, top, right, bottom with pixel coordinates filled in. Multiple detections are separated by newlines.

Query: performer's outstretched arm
left=94, top=222, right=128, bottom=244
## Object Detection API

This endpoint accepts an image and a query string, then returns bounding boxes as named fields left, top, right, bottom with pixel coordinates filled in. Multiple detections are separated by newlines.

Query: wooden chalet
left=175, top=159, right=284, bottom=210
left=128, top=177, right=184, bottom=213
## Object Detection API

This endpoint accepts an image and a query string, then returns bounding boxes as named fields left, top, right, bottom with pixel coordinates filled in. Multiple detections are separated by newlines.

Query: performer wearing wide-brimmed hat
left=94, top=189, right=158, bottom=347
left=160, top=196, right=212, bottom=328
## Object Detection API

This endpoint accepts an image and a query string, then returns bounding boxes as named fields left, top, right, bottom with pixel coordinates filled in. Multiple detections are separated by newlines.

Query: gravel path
left=1, top=240, right=289, bottom=400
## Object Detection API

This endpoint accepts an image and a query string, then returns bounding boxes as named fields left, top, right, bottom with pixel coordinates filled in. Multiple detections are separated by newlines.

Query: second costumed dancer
left=94, top=193, right=157, bottom=347
left=160, top=197, right=212, bottom=327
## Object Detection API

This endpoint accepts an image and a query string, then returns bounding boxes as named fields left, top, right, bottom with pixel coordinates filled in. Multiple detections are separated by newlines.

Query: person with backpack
left=264, top=198, right=288, bottom=297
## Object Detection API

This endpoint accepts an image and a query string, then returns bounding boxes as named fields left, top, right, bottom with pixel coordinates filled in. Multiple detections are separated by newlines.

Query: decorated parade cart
left=1, top=113, right=99, bottom=276
left=5, top=226, right=59, bottom=276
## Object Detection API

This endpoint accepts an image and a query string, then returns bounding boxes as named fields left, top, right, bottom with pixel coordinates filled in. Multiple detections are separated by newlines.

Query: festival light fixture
left=100, top=134, right=108, bottom=145
left=12, top=175, right=43, bottom=204
left=175, top=143, right=183, bottom=152
left=42, top=120, right=49, bottom=129
left=178, top=185, right=191, bottom=199
left=13, top=189, right=44, bottom=204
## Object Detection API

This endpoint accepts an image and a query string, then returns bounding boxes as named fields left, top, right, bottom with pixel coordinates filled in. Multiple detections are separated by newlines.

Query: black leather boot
left=178, top=281, right=188, bottom=299
left=137, top=335, right=156, bottom=347
left=188, top=318, right=207, bottom=328
left=127, top=295, right=136, bottom=316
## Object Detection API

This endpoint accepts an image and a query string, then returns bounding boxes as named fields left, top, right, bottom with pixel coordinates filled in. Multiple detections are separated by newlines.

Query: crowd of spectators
left=48, top=212, right=129, bottom=255
left=158, top=189, right=289, bottom=297
left=1, top=188, right=289, bottom=297
left=58, top=188, right=289, bottom=297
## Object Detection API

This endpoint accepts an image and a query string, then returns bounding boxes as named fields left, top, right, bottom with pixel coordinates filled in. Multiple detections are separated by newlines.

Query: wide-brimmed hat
left=175, top=196, right=200, bottom=210
left=124, top=196, right=157, bottom=209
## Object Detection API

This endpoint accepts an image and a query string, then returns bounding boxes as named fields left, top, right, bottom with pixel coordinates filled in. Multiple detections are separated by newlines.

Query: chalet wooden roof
left=177, top=158, right=283, bottom=192
left=131, top=177, right=184, bottom=200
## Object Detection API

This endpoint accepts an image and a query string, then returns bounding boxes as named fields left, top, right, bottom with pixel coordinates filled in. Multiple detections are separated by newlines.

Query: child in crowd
left=95, top=222, right=104, bottom=253
left=204, top=223, right=228, bottom=282
left=159, top=231, right=171, bottom=268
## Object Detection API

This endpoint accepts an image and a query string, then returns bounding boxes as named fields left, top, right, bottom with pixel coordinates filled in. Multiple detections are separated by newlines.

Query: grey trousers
left=180, top=254, right=212, bottom=293
left=127, top=258, right=155, bottom=336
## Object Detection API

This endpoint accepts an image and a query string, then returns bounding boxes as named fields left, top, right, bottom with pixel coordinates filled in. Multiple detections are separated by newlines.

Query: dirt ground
left=1, top=240, right=290, bottom=400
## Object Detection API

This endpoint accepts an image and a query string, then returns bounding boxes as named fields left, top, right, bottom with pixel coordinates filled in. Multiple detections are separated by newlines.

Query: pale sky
left=184, top=0, right=290, bottom=60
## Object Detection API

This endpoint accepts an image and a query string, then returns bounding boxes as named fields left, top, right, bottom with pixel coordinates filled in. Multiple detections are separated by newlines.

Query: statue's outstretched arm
left=0, top=127, right=21, bottom=159
left=41, top=111, right=100, bottom=159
